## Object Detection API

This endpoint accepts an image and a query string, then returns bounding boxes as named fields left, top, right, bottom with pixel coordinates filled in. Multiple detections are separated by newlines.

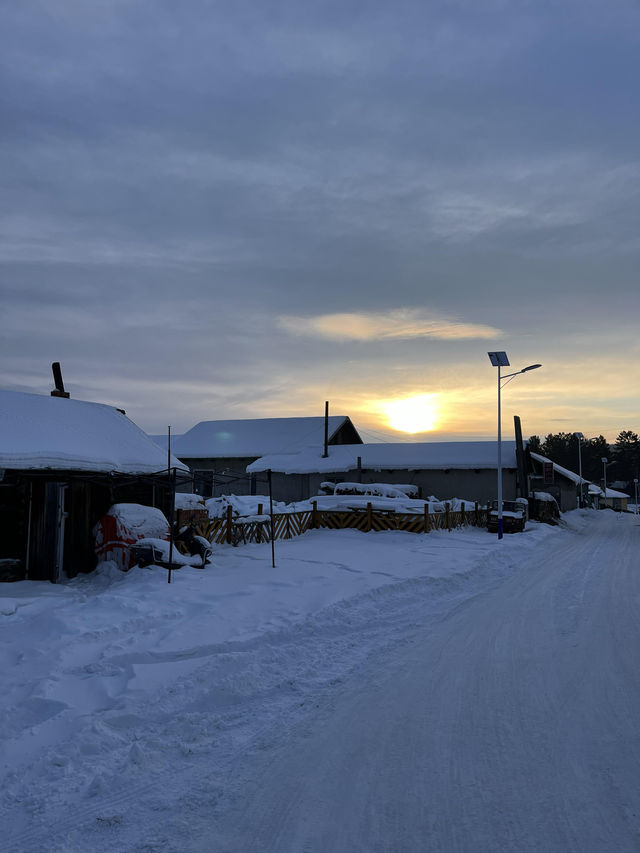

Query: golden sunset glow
left=382, top=394, right=440, bottom=434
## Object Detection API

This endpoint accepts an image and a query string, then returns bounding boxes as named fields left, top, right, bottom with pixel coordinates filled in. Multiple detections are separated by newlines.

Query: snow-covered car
left=486, top=499, right=526, bottom=533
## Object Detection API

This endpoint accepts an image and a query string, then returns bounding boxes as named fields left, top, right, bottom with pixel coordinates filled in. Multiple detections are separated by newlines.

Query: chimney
left=51, top=362, right=70, bottom=398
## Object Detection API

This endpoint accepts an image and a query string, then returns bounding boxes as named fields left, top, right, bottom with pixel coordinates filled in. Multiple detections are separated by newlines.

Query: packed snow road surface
left=1, top=511, right=638, bottom=851
left=213, top=511, right=640, bottom=853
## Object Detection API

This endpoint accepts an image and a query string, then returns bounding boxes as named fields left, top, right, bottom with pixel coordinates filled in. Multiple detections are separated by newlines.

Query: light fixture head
left=520, top=363, right=542, bottom=373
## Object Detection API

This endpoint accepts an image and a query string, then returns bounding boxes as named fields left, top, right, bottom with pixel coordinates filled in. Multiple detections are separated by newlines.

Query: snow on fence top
left=170, top=416, right=354, bottom=459
left=247, top=441, right=518, bottom=474
left=0, top=390, right=188, bottom=474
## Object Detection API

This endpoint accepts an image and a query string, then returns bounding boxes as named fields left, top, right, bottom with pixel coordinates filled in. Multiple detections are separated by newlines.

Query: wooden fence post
left=366, top=502, right=372, bottom=533
left=312, top=500, right=318, bottom=529
left=286, top=513, right=291, bottom=539
left=226, top=505, right=233, bottom=544
left=474, top=501, right=479, bottom=527
left=424, top=503, right=431, bottom=533
left=445, top=502, right=451, bottom=531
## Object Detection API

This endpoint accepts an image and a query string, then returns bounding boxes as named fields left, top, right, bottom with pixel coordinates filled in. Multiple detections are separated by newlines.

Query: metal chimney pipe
left=51, top=362, right=70, bottom=398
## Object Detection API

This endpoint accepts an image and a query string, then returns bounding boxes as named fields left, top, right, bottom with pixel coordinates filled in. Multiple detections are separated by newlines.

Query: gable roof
left=530, top=452, right=584, bottom=485
left=247, top=441, right=518, bottom=474
left=172, top=416, right=357, bottom=459
left=0, top=390, right=187, bottom=474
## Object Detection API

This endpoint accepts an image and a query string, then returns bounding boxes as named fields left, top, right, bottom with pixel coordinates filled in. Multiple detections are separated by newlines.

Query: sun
left=383, top=394, right=440, bottom=434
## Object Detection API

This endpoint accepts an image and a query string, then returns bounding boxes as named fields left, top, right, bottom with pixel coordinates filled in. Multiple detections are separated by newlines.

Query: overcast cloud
left=1, top=0, right=639, bottom=441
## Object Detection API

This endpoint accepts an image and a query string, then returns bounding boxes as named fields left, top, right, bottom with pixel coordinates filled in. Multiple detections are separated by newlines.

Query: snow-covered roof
left=530, top=452, right=584, bottom=485
left=247, top=441, right=518, bottom=474
left=588, top=484, right=630, bottom=499
left=0, top=390, right=188, bottom=474
left=172, top=416, right=356, bottom=459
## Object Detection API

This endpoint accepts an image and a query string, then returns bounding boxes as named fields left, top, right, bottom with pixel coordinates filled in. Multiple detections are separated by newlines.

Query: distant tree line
left=528, top=431, right=640, bottom=492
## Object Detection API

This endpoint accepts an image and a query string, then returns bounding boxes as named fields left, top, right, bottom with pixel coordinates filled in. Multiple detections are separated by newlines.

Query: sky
left=2, top=0, right=639, bottom=443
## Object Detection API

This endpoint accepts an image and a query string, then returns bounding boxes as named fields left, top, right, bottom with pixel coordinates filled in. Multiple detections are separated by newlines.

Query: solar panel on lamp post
left=488, top=353, right=542, bottom=540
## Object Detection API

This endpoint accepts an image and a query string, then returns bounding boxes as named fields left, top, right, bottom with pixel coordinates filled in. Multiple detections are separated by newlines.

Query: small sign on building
left=543, top=462, right=554, bottom=484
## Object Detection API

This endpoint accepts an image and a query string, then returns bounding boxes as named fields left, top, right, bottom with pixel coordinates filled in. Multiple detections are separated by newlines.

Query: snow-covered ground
left=2, top=512, right=638, bottom=851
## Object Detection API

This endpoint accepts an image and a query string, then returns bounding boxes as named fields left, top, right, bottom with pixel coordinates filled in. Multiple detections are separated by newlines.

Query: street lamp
left=634, top=478, right=639, bottom=514
left=574, top=432, right=584, bottom=508
left=601, top=457, right=608, bottom=509
left=488, top=352, right=542, bottom=539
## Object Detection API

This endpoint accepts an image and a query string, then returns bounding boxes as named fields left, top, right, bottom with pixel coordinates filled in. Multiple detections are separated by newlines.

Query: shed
left=0, top=390, right=187, bottom=582
left=247, top=441, right=520, bottom=504
left=589, top=485, right=630, bottom=512
left=529, top=452, right=586, bottom=511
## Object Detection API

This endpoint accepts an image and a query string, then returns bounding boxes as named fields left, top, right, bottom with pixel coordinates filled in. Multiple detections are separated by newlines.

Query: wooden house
left=0, top=390, right=188, bottom=582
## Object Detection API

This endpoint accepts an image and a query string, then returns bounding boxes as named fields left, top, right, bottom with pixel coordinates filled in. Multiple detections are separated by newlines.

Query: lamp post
left=634, top=478, right=638, bottom=514
left=574, top=432, right=584, bottom=508
left=488, top=352, right=541, bottom=539
left=601, top=457, right=608, bottom=509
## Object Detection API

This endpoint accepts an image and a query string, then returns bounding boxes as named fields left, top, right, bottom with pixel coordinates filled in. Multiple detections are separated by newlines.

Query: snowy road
left=212, top=511, right=640, bottom=853
left=3, top=512, right=639, bottom=852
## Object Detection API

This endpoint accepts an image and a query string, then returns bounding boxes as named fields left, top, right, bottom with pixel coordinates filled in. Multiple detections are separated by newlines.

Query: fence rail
left=187, top=501, right=488, bottom=547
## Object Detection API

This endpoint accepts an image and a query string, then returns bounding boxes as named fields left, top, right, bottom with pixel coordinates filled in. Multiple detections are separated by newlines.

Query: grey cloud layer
left=1, top=0, right=639, bottom=431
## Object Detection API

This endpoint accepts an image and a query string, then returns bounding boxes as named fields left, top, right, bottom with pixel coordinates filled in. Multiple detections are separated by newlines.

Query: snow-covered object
left=247, top=441, right=518, bottom=474
left=534, top=491, right=556, bottom=502
left=293, top=495, right=451, bottom=514
left=94, top=504, right=170, bottom=570
left=390, top=484, right=419, bottom=498
left=174, top=493, right=206, bottom=510
left=333, top=482, right=410, bottom=499
left=447, top=498, right=477, bottom=511
left=134, top=538, right=205, bottom=567
left=0, top=390, right=187, bottom=474
left=205, top=494, right=288, bottom=519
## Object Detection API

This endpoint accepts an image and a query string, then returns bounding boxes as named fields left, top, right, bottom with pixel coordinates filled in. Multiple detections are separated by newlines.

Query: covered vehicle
left=486, top=499, right=527, bottom=533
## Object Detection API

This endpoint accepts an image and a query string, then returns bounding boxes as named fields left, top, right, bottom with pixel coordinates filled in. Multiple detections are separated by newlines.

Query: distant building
left=247, top=441, right=521, bottom=504
left=591, top=485, right=629, bottom=512
left=530, top=452, right=630, bottom=512
left=166, top=416, right=362, bottom=497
